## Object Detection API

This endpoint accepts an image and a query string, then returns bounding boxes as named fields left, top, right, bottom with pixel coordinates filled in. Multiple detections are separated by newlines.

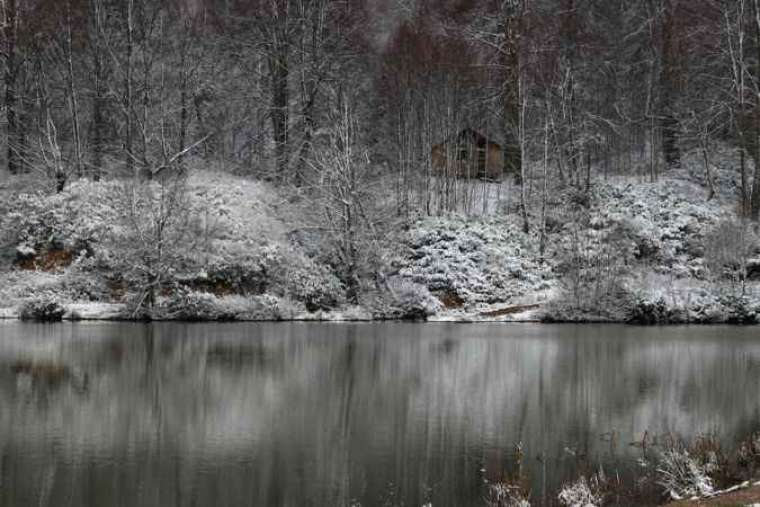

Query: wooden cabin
left=431, top=128, right=505, bottom=181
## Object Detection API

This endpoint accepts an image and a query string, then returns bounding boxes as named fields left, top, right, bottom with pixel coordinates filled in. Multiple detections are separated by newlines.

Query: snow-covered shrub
left=285, top=258, right=344, bottom=312
left=151, top=290, right=286, bottom=321
left=58, top=257, right=111, bottom=302
left=183, top=245, right=288, bottom=299
left=657, top=449, right=714, bottom=500
left=111, top=176, right=211, bottom=313
left=720, top=294, right=759, bottom=324
left=228, top=294, right=284, bottom=320
left=19, top=296, right=66, bottom=321
left=201, top=260, right=271, bottom=295
left=704, top=218, right=757, bottom=291
left=484, top=482, right=531, bottom=507
left=396, top=216, right=551, bottom=308
left=1, top=180, right=119, bottom=254
left=156, top=289, right=232, bottom=321
left=380, top=277, right=442, bottom=320
left=557, top=476, right=603, bottom=507
left=555, top=214, right=636, bottom=319
left=628, top=296, right=673, bottom=324
left=576, top=180, right=725, bottom=281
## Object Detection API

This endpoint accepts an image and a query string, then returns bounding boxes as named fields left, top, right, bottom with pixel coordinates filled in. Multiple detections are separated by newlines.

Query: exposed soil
left=16, top=248, right=74, bottom=272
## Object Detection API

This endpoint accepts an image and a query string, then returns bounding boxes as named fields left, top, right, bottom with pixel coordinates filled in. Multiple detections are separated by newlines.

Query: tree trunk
left=661, top=0, right=681, bottom=169
left=89, top=0, right=106, bottom=181
left=560, top=0, right=579, bottom=189
left=503, top=1, right=522, bottom=183
left=539, top=101, right=549, bottom=259
left=66, top=0, right=83, bottom=178
left=139, top=1, right=150, bottom=179
left=178, top=66, right=189, bottom=169
left=270, top=37, right=289, bottom=180
left=752, top=0, right=760, bottom=219
left=4, top=0, right=20, bottom=175
left=125, top=0, right=134, bottom=176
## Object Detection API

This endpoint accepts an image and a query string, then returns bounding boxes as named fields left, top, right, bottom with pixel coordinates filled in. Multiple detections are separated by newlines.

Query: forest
left=0, top=0, right=759, bottom=323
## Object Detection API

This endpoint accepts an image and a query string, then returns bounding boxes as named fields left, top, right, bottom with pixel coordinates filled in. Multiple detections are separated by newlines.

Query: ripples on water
left=0, top=322, right=758, bottom=506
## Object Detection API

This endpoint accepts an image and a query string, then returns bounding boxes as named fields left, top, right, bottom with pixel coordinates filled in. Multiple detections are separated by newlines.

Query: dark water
left=0, top=322, right=759, bottom=506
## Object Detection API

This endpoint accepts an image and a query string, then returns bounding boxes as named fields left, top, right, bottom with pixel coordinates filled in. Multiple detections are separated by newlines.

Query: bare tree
left=661, top=0, right=682, bottom=169
left=309, top=90, right=375, bottom=303
left=2, top=0, right=22, bottom=174
left=116, top=172, right=201, bottom=316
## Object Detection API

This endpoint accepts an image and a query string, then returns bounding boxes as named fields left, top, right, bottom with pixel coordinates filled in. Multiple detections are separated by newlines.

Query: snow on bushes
left=394, top=175, right=745, bottom=320
left=284, top=258, right=344, bottom=312
left=543, top=176, right=760, bottom=321
left=395, top=215, right=552, bottom=309
left=193, top=245, right=282, bottom=296
left=557, top=475, right=603, bottom=507
left=0, top=171, right=346, bottom=319
left=703, top=218, right=759, bottom=284
left=153, top=289, right=284, bottom=321
left=552, top=213, right=636, bottom=320
left=657, top=449, right=715, bottom=500
left=580, top=179, right=726, bottom=277
left=367, top=277, right=442, bottom=320
left=484, top=481, right=531, bottom=507
left=626, top=274, right=760, bottom=324
left=3, top=165, right=760, bottom=321
left=19, top=295, right=66, bottom=321
left=2, top=179, right=120, bottom=256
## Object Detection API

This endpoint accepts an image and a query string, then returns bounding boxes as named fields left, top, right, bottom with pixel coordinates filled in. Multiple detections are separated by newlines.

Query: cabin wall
left=431, top=140, right=510, bottom=181
left=485, top=145, right=504, bottom=180
left=431, top=144, right=446, bottom=173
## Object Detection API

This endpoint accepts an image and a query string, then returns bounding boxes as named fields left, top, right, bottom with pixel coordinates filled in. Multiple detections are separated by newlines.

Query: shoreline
left=1, top=303, right=759, bottom=325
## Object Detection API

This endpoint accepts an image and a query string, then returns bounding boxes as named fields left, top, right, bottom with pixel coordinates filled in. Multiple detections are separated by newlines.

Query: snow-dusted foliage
left=1, top=179, right=120, bottom=255
left=395, top=215, right=553, bottom=309
left=627, top=276, right=760, bottom=324
left=19, top=295, right=66, bottom=321
left=657, top=449, right=715, bottom=500
left=551, top=208, right=636, bottom=320
left=0, top=170, right=355, bottom=319
left=544, top=175, right=760, bottom=322
left=369, top=276, right=443, bottom=320
left=580, top=180, right=726, bottom=278
left=284, top=256, right=345, bottom=312
left=557, top=475, right=603, bottom=507
left=2, top=161, right=760, bottom=321
left=154, top=289, right=285, bottom=321
left=703, top=218, right=759, bottom=285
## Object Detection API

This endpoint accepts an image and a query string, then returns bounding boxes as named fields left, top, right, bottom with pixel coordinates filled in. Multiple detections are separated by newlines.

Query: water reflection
left=0, top=322, right=759, bottom=506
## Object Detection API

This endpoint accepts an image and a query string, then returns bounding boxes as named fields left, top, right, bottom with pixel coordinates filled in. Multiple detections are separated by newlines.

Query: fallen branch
left=479, top=303, right=540, bottom=318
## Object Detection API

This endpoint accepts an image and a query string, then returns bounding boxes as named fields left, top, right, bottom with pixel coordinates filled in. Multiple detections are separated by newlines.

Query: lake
left=0, top=322, right=758, bottom=506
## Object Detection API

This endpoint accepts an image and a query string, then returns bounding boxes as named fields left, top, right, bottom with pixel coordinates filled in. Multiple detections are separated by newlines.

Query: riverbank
left=2, top=155, right=759, bottom=323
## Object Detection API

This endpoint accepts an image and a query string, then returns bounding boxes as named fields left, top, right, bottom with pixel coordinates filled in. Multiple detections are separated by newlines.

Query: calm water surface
left=0, top=322, right=759, bottom=506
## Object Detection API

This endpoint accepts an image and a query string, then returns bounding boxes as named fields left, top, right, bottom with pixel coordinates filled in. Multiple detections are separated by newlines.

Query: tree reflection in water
left=0, top=322, right=759, bottom=506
